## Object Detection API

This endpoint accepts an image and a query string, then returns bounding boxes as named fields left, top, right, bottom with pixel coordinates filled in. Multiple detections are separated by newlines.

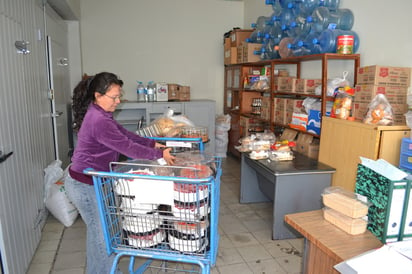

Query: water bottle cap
left=265, top=33, right=270, bottom=39
left=290, top=21, right=297, bottom=28
left=306, top=16, right=313, bottom=23
left=287, top=43, right=293, bottom=49
left=312, top=38, right=319, bottom=44
left=297, top=41, right=304, bottom=47
left=287, top=2, right=293, bottom=9
left=281, top=24, right=287, bottom=30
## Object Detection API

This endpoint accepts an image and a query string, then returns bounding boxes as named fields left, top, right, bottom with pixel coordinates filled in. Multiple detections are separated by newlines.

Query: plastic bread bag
left=315, top=71, right=350, bottom=96
left=363, top=93, right=394, bottom=125
left=149, top=110, right=195, bottom=137
left=250, top=76, right=270, bottom=91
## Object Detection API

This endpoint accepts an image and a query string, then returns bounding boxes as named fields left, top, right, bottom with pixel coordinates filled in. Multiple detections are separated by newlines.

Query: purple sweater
left=69, top=103, right=163, bottom=184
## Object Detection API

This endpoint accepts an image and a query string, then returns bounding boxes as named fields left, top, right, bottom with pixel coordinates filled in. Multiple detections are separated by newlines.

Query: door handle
left=0, top=151, right=13, bottom=163
left=52, top=111, right=63, bottom=118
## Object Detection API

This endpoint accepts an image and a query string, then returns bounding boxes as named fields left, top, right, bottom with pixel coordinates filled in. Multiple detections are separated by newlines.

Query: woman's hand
left=162, top=148, right=176, bottom=165
left=155, top=142, right=166, bottom=149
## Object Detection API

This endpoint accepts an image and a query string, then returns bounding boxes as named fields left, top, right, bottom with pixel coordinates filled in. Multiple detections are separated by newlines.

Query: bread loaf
left=322, top=192, right=368, bottom=218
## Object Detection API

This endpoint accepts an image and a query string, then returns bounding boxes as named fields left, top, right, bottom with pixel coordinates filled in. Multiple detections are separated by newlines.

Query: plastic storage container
left=322, top=186, right=369, bottom=218
left=323, top=207, right=368, bottom=235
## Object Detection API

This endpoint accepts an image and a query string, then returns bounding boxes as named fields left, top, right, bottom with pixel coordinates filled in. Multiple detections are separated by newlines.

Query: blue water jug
left=296, top=31, right=322, bottom=55
left=310, top=6, right=354, bottom=32
left=264, top=23, right=285, bottom=45
left=319, top=0, right=340, bottom=10
left=313, top=29, right=359, bottom=53
left=280, top=3, right=296, bottom=27
left=297, top=0, right=322, bottom=16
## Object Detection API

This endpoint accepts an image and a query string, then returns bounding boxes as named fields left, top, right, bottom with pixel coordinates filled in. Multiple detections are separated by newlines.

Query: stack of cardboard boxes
left=353, top=65, right=411, bottom=124
left=224, top=29, right=261, bottom=65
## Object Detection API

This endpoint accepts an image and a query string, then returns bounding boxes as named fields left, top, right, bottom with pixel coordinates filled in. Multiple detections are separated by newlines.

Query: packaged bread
left=323, top=207, right=368, bottom=235
left=322, top=186, right=369, bottom=218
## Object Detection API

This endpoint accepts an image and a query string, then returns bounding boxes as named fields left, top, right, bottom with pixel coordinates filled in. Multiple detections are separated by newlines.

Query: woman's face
left=95, top=84, right=123, bottom=112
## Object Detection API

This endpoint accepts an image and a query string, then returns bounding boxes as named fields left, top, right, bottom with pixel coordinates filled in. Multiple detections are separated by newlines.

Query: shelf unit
left=224, top=53, right=361, bottom=157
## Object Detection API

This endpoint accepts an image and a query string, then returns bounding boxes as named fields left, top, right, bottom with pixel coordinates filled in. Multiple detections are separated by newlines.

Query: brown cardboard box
left=357, top=65, right=411, bottom=87
left=286, top=98, right=305, bottom=113
left=295, top=78, right=322, bottom=94
left=274, top=97, right=287, bottom=111
left=295, top=133, right=319, bottom=159
left=225, top=47, right=237, bottom=65
left=275, top=77, right=296, bottom=92
left=230, top=29, right=253, bottom=47
left=240, top=42, right=261, bottom=63
left=178, top=86, right=190, bottom=101
left=168, top=84, right=180, bottom=101
left=280, top=128, right=298, bottom=141
left=354, top=84, right=407, bottom=105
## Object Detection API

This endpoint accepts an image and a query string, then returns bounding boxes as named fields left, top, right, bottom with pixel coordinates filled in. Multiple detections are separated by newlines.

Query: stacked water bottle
left=137, top=81, right=157, bottom=102
left=248, top=0, right=360, bottom=60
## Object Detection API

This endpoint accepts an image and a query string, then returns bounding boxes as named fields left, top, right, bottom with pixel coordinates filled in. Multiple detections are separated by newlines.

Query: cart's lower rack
left=85, top=158, right=222, bottom=274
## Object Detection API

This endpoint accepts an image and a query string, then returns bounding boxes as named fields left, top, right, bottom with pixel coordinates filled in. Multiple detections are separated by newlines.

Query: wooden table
left=285, top=210, right=383, bottom=274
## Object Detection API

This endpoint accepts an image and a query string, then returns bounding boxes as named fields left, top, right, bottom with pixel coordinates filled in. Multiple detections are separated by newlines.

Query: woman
left=65, top=72, right=175, bottom=274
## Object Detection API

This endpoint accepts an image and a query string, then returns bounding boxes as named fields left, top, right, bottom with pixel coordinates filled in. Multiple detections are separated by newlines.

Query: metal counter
left=240, top=152, right=335, bottom=240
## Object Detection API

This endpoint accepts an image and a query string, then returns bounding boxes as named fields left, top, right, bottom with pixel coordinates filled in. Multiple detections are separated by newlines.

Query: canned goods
left=337, top=35, right=354, bottom=54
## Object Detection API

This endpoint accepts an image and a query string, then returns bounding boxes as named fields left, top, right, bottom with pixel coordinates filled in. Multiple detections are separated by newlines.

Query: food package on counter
left=269, top=151, right=294, bottom=161
left=322, top=186, right=370, bottom=218
left=249, top=150, right=269, bottom=160
left=323, top=207, right=368, bottom=235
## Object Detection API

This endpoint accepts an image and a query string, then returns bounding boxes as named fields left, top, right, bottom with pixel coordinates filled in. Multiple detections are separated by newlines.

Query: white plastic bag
left=44, top=160, right=78, bottom=227
left=315, top=71, right=350, bottom=96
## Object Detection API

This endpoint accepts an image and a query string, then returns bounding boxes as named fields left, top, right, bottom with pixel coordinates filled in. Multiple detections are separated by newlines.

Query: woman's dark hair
left=72, top=72, right=123, bottom=131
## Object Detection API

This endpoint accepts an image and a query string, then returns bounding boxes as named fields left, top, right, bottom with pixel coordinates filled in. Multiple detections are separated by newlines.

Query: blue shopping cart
left=84, top=151, right=221, bottom=274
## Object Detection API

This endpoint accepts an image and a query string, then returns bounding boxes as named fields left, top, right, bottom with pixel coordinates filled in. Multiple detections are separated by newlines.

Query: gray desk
left=240, top=152, right=335, bottom=240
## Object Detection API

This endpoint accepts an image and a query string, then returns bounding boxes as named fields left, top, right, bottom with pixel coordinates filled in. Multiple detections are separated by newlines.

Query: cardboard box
left=224, top=47, right=237, bottom=65
left=280, top=128, right=298, bottom=141
left=239, top=42, right=261, bottom=63
left=354, top=85, right=407, bottom=105
left=295, top=133, right=320, bottom=159
left=230, top=29, right=253, bottom=47
left=357, top=65, right=411, bottom=87
left=295, top=78, right=322, bottom=94
left=178, top=86, right=190, bottom=101
left=274, top=97, right=287, bottom=111
left=155, top=82, right=168, bottom=102
left=168, top=84, right=180, bottom=101
left=286, top=98, right=305, bottom=113
left=275, top=77, right=296, bottom=92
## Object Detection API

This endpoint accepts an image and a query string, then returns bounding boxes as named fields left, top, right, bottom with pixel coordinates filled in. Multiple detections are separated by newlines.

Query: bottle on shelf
left=146, top=81, right=156, bottom=102
left=136, top=81, right=146, bottom=102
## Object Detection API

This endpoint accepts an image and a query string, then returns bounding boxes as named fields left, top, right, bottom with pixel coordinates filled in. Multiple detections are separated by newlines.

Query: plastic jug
left=310, top=7, right=354, bottom=32
left=313, top=29, right=359, bottom=53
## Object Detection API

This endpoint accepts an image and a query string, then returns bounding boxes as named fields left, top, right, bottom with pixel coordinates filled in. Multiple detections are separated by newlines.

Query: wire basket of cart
left=84, top=154, right=221, bottom=274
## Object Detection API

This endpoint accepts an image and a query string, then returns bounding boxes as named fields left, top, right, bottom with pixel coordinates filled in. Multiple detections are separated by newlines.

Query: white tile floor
left=27, top=156, right=303, bottom=274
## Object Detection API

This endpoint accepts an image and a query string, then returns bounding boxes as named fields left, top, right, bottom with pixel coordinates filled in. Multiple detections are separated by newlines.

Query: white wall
left=244, top=0, right=412, bottom=68
left=80, top=0, right=412, bottom=114
left=80, top=0, right=243, bottom=114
